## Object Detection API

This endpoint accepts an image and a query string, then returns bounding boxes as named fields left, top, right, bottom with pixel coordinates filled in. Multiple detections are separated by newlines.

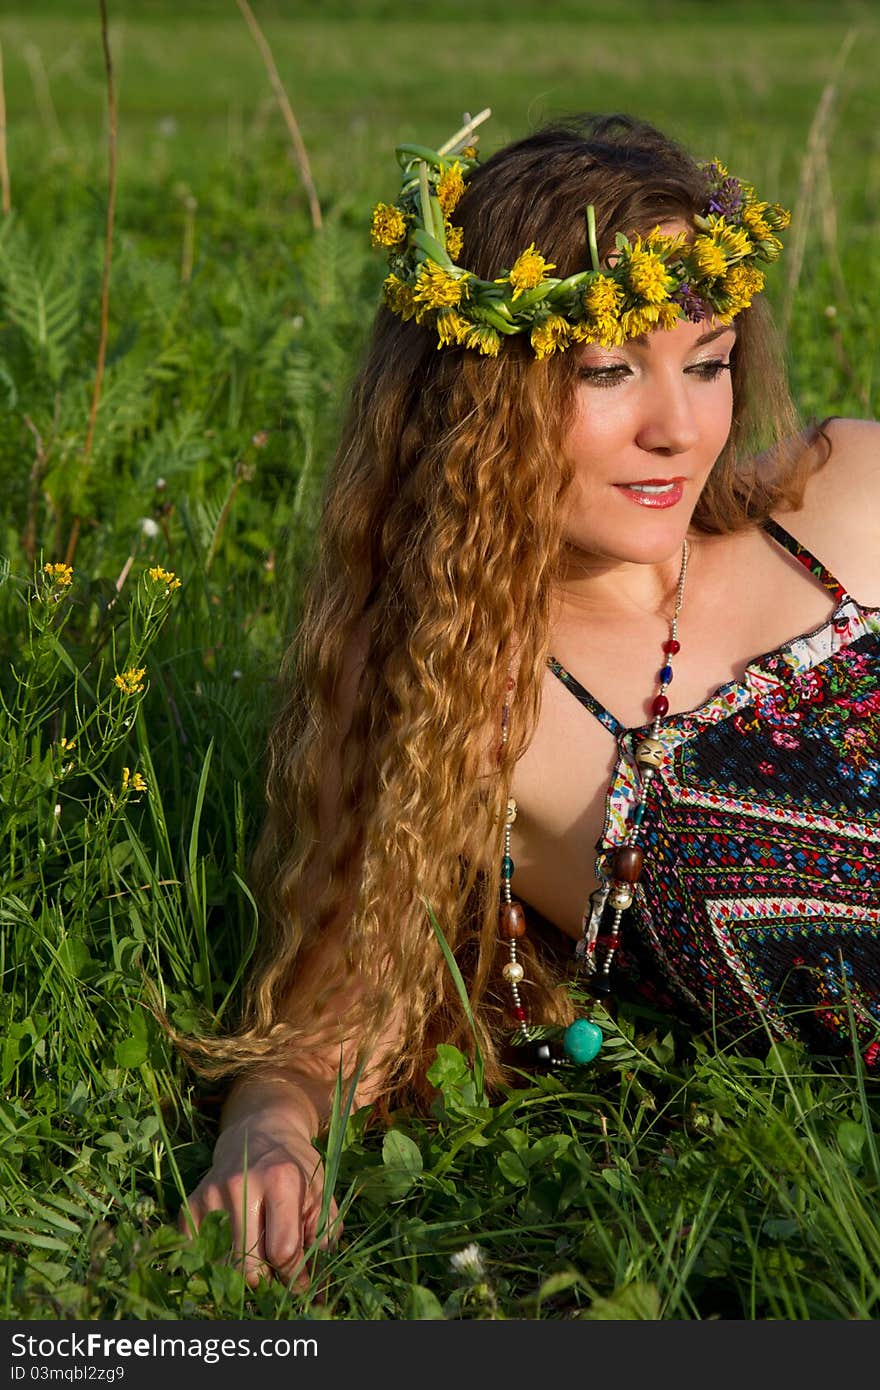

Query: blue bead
left=659, top=665, right=674, bottom=684
left=633, top=803, right=646, bottom=824
left=501, top=855, right=514, bottom=879
left=562, top=1018, right=603, bottom=1064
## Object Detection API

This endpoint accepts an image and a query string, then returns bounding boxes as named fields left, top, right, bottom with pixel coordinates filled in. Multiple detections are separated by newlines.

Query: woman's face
left=560, top=313, right=736, bottom=570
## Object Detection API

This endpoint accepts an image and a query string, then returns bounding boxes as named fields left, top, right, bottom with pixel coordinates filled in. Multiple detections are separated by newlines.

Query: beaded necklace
left=499, top=537, right=690, bottom=1067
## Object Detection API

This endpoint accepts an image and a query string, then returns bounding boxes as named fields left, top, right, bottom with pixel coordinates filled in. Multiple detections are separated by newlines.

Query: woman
left=179, top=113, right=880, bottom=1287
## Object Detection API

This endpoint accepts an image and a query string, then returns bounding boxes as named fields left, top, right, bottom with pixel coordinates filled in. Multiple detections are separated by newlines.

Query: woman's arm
left=179, top=618, right=396, bottom=1289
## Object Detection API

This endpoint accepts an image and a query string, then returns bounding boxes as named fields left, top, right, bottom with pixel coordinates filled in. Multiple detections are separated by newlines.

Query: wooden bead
left=612, top=846, right=644, bottom=883
left=499, top=901, right=526, bottom=939
left=635, top=736, right=664, bottom=768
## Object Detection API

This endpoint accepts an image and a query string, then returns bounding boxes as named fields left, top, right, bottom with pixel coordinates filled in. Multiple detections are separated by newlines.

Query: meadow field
left=1, top=0, right=880, bottom=1321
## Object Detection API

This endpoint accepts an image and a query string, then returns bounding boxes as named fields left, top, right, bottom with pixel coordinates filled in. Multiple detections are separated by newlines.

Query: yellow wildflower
left=530, top=314, right=570, bottom=359
left=461, top=145, right=477, bottom=159
left=383, top=273, right=416, bottom=321
left=43, top=562, right=73, bottom=587
left=742, top=202, right=772, bottom=243
left=435, top=309, right=472, bottom=348
left=575, top=275, right=625, bottom=346
left=720, top=263, right=765, bottom=314
left=506, top=243, right=556, bottom=299
left=436, top=162, right=465, bottom=217
left=59, top=737, right=76, bottom=752
left=412, top=261, right=467, bottom=320
left=370, top=201, right=407, bottom=249
left=625, top=239, right=674, bottom=305
left=464, top=323, right=501, bottom=357
left=148, top=566, right=181, bottom=591
left=444, top=222, right=464, bottom=261
left=122, top=767, right=147, bottom=793
left=656, top=301, right=681, bottom=332
left=114, top=666, right=147, bottom=696
left=620, top=304, right=662, bottom=339
left=689, top=234, right=728, bottom=280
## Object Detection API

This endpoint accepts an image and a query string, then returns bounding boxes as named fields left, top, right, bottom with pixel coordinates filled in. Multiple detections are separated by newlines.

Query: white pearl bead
left=502, top=961, right=524, bottom=983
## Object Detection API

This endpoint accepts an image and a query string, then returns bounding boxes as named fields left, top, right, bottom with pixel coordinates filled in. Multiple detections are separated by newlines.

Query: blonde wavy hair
left=179, top=114, right=820, bottom=1107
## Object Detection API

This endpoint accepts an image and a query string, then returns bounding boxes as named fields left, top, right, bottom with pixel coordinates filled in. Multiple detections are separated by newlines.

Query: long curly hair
left=180, top=114, right=817, bottom=1107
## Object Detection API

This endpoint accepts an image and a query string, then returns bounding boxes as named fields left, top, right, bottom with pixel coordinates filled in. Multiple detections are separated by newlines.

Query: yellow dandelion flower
left=370, top=202, right=407, bottom=249
left=575, top=274, right=625, bottom=344
left=412, top=261, right=468, bottom=320
left=122, top=767, right=147, bottom=793
left=742, top=202, right=772, bottom=243
left=114, top=666, right=147, bottom=696
left=464, top=323, right=501, bottom=356
left=656, top=301, right=681, bottom=332
left=767, top=203, right=791, bottom=231
left=620, top=304, right=662, bottom=339
left=435, top=309, right=472, bottom=348
left=530, top=314, right=570, bottom=359
left=444, top=222, right=464, bottom=261
left=643, top=226, right=688, bottom=259
left=626, top=240, right=674, bottom=305
left=383, top=273, right=416, bottom=321
left=506, top=243, right=556, bottom=299
left=689, top=234, right=728, bottom=280
left=43, top=562, right=73, bottom=587
left=721, top=264, right=765, bottom=314
left=436, top=162, right=466, bottom=217
left=148, top=566, right=181, bottom=591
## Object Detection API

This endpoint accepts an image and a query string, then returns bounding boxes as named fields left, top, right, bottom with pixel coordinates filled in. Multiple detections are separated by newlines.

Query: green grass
left=1, top=0, right=879, bottom=1320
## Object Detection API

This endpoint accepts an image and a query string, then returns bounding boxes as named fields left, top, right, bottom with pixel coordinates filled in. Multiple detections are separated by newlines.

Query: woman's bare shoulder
left=774, top=417, right=880, bottom=604
left=805, top=417, right=880, bottom=503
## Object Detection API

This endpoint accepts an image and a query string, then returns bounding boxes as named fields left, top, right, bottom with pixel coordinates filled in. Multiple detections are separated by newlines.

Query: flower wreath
left=370, top=109, right=790, bottom=359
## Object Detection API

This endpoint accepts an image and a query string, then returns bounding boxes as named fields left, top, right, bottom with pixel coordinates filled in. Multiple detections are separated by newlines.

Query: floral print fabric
left=547, top=519, right=880, bottom=1063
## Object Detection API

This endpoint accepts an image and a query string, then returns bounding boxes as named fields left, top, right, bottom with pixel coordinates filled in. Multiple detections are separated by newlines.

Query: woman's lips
left=613, top=479, right=685, bottom=509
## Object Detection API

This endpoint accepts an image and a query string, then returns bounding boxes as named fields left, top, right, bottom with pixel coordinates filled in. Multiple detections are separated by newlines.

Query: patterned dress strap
left=762, top=517, right=850, bottom=606
left=546, top=656, right=625, bottom=739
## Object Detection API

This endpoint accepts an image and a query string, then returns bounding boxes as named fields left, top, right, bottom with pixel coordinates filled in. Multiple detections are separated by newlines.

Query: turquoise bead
left=562, top=1018, right=603, bottom=1064
left=501, top=855, right=514, bottom=879
left=633, top=803, right=646, bottom=825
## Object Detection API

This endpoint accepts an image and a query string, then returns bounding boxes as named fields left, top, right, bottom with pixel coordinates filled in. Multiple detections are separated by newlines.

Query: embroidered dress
left=548, top=518, right=880, bottom=1063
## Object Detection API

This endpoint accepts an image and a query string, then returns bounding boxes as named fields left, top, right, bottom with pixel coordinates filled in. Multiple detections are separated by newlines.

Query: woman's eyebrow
left=695, top=325, right=737, bottom=346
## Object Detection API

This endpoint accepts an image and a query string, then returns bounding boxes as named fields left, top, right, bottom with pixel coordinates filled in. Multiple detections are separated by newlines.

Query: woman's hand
left=179, top=1083, right=339, bottom=1290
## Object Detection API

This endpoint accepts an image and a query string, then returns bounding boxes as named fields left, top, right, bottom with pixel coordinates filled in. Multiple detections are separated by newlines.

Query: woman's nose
left=635, top=378, right=701, bottom=456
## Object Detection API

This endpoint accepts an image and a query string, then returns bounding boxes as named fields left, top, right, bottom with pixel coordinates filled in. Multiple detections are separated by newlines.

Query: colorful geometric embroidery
left=548, top=518, right=880, bottom=1064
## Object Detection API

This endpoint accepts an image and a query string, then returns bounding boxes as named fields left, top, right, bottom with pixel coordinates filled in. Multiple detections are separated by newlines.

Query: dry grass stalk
left=0, top=40, right=10, bottom=215
left=235, top=0, right=322, bottom=232
left=67, top=0, right=119, bottom=567
left=781, top=28, right=856, bottom=335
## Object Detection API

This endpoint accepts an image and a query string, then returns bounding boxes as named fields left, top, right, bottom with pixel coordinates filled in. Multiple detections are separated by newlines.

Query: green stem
left=586, top=204, right=600, bottom=273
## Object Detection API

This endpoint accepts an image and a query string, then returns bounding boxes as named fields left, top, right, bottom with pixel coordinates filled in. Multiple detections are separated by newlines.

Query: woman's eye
left=687, top=359, right=732, bottom=381
left=577, top=364, right=631, bottom=387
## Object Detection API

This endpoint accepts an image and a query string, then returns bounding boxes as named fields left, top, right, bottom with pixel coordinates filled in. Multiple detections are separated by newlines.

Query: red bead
left=652, top=694, right=669, bottom=716
left=499, top=901, right=527, bottom=939
left=612, top=845, right=644, bottom=883
left=663, top=638, right=681, bottom=655
left=514, top=1006, right=526, bottom=1022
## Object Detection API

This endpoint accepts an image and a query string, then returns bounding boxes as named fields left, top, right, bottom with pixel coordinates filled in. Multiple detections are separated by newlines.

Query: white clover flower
left=139, top=517, right=160, bottom=538
left=449, top=1242, right=486, bottom=1278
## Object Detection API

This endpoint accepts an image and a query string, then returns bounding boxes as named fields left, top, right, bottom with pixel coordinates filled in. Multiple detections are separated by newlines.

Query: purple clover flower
left=707, top=175, right=745, bottom=219
left=674, top=283, right=708, bottom=323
